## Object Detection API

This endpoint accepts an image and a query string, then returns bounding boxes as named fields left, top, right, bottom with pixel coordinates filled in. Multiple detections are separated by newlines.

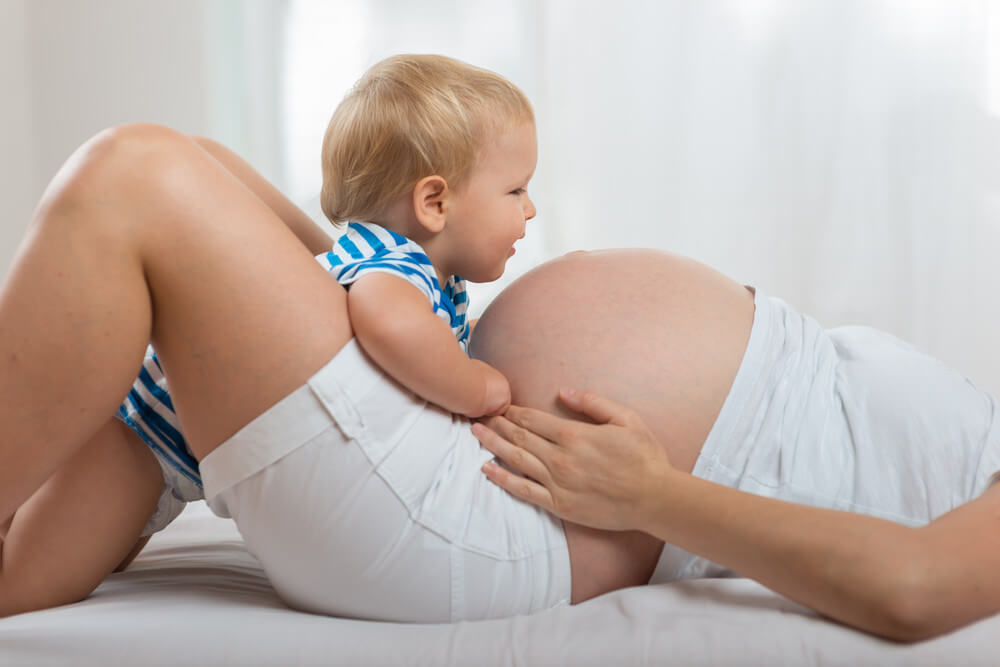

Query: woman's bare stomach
left=471, top=248, right=755, bottom=475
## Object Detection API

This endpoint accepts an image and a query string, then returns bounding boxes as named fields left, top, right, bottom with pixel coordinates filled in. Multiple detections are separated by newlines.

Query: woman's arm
left=190, top=136, right=336, bottom=255
left=473, top=389, right=1000, bottom=642
left=349, top=273, right=510, bottom=417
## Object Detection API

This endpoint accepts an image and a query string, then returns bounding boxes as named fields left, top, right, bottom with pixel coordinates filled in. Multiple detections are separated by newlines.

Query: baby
left=113, top=55, right=534, bottom=542
left=315, top=54, right=537, bottom=418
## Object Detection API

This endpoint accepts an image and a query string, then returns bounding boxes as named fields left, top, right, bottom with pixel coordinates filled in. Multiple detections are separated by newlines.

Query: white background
left=3, top=0, right=1000, bottom=393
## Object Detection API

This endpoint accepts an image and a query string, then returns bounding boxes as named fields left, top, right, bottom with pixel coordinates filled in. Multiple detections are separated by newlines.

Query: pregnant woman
left=1, top=123, right=997, bottom=641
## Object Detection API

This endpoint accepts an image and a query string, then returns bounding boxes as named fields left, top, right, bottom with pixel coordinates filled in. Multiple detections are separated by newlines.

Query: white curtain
left=282, top=0, right=1000, bottom=393
left=203, top=0, right=290, bottom=188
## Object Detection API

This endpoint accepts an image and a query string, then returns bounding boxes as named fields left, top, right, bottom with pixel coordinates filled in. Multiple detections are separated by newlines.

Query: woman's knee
left=37, top=123, right=197, bottom=219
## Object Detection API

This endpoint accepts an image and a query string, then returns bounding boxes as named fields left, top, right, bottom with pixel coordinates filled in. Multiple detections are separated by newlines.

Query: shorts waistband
left=690, top=287, right=774, bottom=481
left=201, top=339, right=377, bottom=504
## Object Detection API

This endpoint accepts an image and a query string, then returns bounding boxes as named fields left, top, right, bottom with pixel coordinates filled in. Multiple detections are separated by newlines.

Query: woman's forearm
left=475, top=391, right=1000, bottom=642
left=645, top=471, right=1000, bottom=641
left=646, top=472, right=921, bottom=638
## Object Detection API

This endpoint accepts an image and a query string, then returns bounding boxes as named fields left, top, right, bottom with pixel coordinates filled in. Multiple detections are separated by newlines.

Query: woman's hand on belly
left=473, top=388, right=673, bottom=532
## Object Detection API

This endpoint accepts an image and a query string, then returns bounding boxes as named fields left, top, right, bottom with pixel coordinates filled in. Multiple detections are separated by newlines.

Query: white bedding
left=0, top=501, right=995, bottom=666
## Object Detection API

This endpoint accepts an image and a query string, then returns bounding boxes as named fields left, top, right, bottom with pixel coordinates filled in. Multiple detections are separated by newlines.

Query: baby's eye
left=510, top=187, right=527, bottom=196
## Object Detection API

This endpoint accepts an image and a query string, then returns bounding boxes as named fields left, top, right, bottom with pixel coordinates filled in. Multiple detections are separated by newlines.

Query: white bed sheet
left=0, top=501, right=995, bottom=666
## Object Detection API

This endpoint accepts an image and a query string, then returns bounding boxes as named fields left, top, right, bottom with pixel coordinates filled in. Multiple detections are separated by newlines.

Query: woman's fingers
left=471, top=419, right=549, bottom=483
left=558, top=388, right=638, bottom=427
left=502, top=404, right=585, bottom=445
left=480, top=461, right=555, bottom=513
left=499, top=391, right=640, bottom=447
left=472, top=420, right=559, bottom=513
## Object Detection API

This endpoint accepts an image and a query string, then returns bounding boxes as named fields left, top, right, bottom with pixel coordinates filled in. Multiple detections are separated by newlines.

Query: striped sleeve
left=316, top=222, right=471, bottom=348
left=316, top=222, right=438, bottom=304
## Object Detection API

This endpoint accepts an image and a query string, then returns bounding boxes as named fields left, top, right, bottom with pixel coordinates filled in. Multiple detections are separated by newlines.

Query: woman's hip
left=200, top=339, right=570, bottom=622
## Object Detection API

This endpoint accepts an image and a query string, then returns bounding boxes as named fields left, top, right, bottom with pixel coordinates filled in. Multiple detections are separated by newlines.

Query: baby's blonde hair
left=320, top=54, right=534, bottom=224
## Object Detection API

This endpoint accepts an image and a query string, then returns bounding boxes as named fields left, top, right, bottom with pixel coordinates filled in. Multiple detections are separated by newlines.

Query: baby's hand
left=467, top=360, right=511, bottom=418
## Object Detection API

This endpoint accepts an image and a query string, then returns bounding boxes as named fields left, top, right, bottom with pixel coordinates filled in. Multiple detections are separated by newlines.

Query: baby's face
left=440, top=122, right=537, bottom=283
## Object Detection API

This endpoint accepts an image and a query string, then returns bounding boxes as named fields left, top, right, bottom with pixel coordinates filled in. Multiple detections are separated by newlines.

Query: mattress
left=0, top=501, right=994, bottom=666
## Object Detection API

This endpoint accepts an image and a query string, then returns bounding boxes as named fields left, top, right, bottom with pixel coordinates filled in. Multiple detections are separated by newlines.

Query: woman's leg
left=190, top=136, right=336, bottom=256
left=0, top=418, right=162, bottom=616
left=0, top=123, right=352, bottom=523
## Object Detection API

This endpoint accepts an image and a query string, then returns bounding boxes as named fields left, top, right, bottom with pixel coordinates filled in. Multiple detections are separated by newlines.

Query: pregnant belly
left=470, top=247, right=755, bottom=475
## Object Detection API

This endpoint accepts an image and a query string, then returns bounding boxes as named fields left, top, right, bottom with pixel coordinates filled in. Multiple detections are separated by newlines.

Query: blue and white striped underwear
left=116, top=346, right=203, bottom=535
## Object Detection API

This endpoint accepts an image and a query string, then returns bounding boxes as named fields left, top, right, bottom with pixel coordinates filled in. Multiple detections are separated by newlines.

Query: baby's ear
left=412, top=175, right=448, bottom=234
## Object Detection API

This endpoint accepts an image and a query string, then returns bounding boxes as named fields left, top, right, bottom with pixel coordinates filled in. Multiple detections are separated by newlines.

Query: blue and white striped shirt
left=316, top=222, right=470, bottom=348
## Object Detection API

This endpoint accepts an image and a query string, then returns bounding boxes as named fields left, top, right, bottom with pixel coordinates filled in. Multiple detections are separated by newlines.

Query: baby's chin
left=466, top=265, right=507, bottom=284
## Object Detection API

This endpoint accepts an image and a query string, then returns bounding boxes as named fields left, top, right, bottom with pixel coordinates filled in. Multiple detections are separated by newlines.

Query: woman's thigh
left=30, top=124, right=353, bottom=460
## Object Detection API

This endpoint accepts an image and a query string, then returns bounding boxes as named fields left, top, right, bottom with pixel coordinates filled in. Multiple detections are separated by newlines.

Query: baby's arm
left=348, top=273, right=510, bottom=417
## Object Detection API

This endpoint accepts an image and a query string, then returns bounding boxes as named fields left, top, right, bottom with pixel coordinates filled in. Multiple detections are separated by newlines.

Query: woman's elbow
left=875, top=566, right=966, bottom=643
left=877, top=599, right=942, bottom=643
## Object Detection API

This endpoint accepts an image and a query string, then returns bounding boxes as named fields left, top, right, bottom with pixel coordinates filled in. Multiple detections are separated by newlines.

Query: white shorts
left=653, top=289, right=1000, bottom=582
left=200, top=340, right=571, bottom=623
